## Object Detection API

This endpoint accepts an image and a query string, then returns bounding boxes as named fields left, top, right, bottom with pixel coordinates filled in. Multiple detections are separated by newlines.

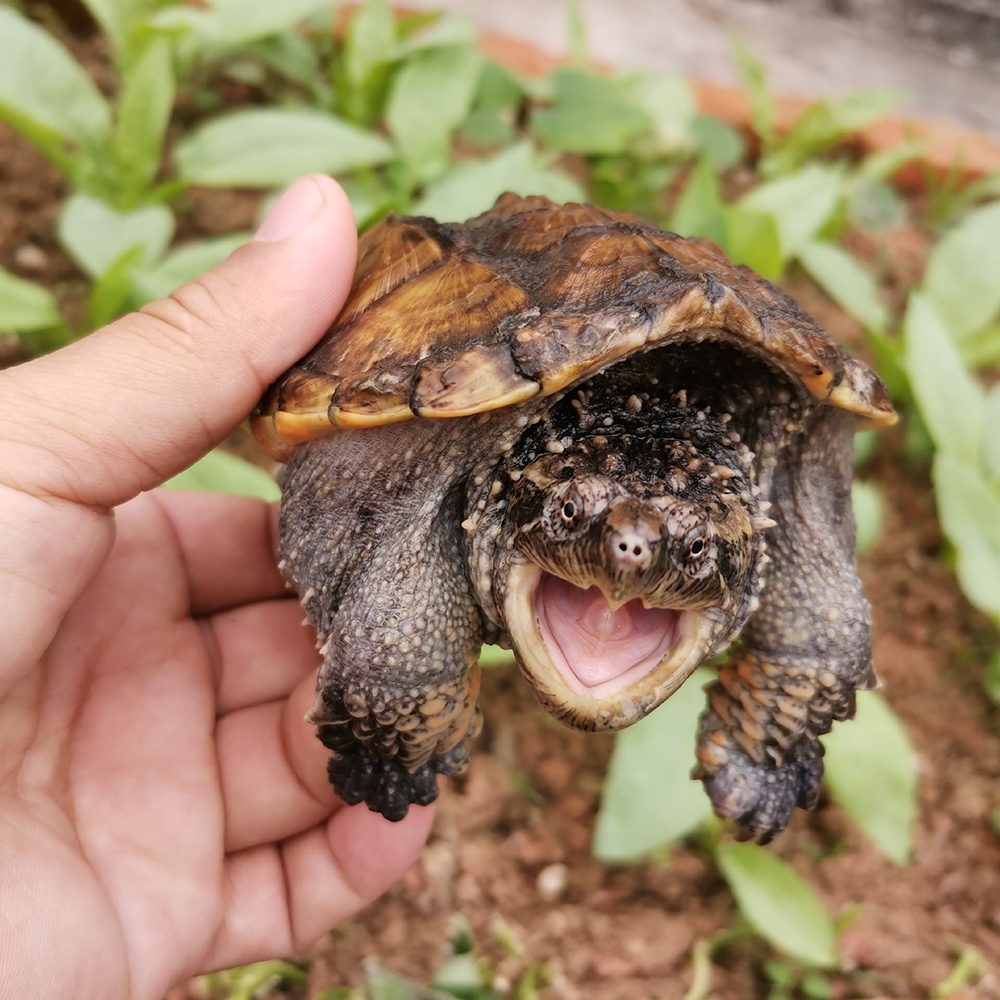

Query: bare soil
left=3, top=43, right=1000, bottom=997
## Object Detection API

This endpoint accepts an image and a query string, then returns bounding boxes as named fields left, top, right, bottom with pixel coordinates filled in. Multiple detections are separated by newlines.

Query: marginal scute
left=414, top=343, right=540, bottom=416
left=251, top=193, right=896, bottom=460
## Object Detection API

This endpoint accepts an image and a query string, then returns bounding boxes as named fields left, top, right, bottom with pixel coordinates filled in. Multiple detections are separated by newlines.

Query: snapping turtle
left=252, top=194, right=895, bottom=842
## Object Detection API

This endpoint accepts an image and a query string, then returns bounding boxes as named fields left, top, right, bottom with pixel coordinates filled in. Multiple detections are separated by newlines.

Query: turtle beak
left=501, top=561, right=712, bottom=730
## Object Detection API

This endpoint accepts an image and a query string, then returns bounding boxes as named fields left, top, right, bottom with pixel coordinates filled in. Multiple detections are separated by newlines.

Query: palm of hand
left=1, top=490, right=431, bottom=1000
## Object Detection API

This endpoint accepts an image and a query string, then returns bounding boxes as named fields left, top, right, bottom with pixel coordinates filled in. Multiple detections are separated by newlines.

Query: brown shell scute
left=252, top=195, right=896, bottom=460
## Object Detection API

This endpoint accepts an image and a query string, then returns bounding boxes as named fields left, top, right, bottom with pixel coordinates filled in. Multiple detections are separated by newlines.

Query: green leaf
left=431, top=952, right=486, bottom=994
left=58, top=193, right=174, bottom=280
left=130, top=233, right=249, bottom=304
left=741, top=164, right=845, bottom=261
left=593, top=667, right=714, bottom=861
left=531, top=69, right=652, bottom=156
left=113, top=36, right=175, bottom=206
left=715, top=840, right=838, bottom=967
left=690, top=115, right=745, bottom=171
left=82, top=0, right=160, bottom=65
left=175, top=108, right=394, bottom=187
left=922, top=199, right=1000, bottom=341
left=393, top=13, right=477, bottom=58
left=933, top=453, right=1000, bottom=617
left=0, top=267, right=63, bottom=332
left=847, top=176, right=906, bottom=234
left=385, top=44, right=483, bottom=179
left=670, top=156, right=725, bottom=246
left=0, top=7, right=112, bottom=147
left=87, top=243, right=146, bottom=327
left=821, top=691, right=916, bottom=865
left=729, top=34, right=775, bottom=152
left=625, top=72, right=696, bottom=154
left=851, top=480, right=884, bottom=555
left=761, top=89, right=903, bottom=178
left=957, top=322, right=1000, bottom=370
left=797, top=240, right=889, bottom=332
left=903, top=292, right=985, bottom=464
left=156, top=0, right=333, bottom=50
left=984, top=383, right=1000, bottom=482
left=339, top=0, right=396, bottom=125
left=412, top=141, right=585, bottom=222
left=162, top=450, right=280, bottom=501
left=722, top=206, right=782, bottom=280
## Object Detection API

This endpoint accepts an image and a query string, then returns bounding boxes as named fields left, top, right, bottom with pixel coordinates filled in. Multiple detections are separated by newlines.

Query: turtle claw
left=699, top=746, right=824, bottom=844
left=326, top=743, right=470, bottom=822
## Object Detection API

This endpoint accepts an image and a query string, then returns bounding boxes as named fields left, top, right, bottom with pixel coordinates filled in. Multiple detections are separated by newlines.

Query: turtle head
left=493, top=442, right=770, bottom=730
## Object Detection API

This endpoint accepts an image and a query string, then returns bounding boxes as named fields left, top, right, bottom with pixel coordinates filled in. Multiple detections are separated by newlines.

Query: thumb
left=0, top=174, right=357, bottom=508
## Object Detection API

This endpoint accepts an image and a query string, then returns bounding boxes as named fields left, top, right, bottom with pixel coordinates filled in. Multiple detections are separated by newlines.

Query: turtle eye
left=678, top=526, right=713, bottom=577
left=559, top=495, right=584, bottom=528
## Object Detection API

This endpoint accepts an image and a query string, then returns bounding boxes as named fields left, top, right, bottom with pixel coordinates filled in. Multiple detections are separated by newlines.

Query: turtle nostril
left=618, top=542, right=628, bottom=552
left=633, top=545, right=643, bottom=556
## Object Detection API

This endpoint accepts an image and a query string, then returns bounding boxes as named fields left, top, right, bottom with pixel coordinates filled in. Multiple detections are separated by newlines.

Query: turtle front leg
left=694, top=408, right=876, bottom=842
left=305, top=501, right=485, bottom=821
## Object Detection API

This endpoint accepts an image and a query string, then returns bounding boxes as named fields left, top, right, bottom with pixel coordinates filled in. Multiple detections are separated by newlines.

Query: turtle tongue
left=537, top=573, right=679, bottom=688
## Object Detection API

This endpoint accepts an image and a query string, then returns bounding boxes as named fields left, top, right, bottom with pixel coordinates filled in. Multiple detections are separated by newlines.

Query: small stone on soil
left=537, top=861, right=569, bottom=901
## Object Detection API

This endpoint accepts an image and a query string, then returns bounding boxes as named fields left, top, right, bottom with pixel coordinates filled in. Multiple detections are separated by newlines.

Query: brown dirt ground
left=3, top=35, right=1000, bottom=999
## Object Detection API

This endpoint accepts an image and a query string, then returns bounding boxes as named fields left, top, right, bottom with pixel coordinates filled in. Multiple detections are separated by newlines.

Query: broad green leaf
left=933, top=453, right=1000, bottom=617
left=958, top=322, right=1000, bottom=369
left=82, top=0, right=160, bottom=64
left=741, top=164, right=844, bottom=261
left=339, top=0, right=396, bottom=125
left=723, top=206, right=782, bottom=280
left=670, top=155, right=725, bottom=247
left=690, top=115, right=745, bottom=170
left=244, top=32, right=321, bottom=90
left=58, top=193, right=174, bottom=280
left=385, top=44, right=483, bottom=179
left=797, top=240, right=889, bottom=332
left=0, top=7, right=112, bottom=146
left=130, top=233, right=249, bottom=304
left=175, top=108, right=393, bottom=187
left=531, top=69, right=652, bottom=156
left=593, top=667, right=714, bottom=861
left=821, top=691, right=916, bottom=865
left=922, top=200, right=1000, bottom=341
left=903, top=292, right=985, bottom=464
left=715, top=840, right=838, bottom=967
left=154, top=0, right=333, bottom=50
left=0, top=267, right=63, bottom=332
left=114, top=36, right=175, bottom=206
left=851, top=480, right=883, bottom=555
left=729, top=34, right=775, bottom=152
left=412, top=141, right=585, bottom=222
left=393, top=12, right=476, bottom=57
left=626, top=72, right=696, bottom=153
left=162, top=450, right=280, bottom=501
left=431, top=952, right=486, bottom=994
left=761, top=89, right=903, bottom=178
left=985, top=383, right=1000, bottom=482
left=479, top=644, right=515, bottom=669
left=847, top=176, right=906, bottom=234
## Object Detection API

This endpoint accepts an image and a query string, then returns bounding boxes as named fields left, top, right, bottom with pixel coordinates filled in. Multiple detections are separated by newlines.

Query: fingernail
left=253, top=176, right=326, bottom=242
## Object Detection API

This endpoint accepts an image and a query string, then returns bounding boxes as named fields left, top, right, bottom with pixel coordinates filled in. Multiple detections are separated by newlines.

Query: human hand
left=0, top=176, right=434, bottom=1000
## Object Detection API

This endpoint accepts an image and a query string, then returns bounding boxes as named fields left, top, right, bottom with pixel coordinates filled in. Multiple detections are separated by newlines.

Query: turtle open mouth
left=503, top=563, right=711, bottom=728
left=535, top=573, right=681, bottom=691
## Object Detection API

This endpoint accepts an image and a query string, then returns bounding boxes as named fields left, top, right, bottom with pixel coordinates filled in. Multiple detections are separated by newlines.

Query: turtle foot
left=696, top=743, right=824, bottom=844
left=326, top=743, right=470, bottom=822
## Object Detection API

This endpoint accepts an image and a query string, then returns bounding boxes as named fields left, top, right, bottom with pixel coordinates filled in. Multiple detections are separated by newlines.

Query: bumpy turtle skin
left=693, top=407, right=876, bottom=842
left=277, top=420, right=494, bottom=818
